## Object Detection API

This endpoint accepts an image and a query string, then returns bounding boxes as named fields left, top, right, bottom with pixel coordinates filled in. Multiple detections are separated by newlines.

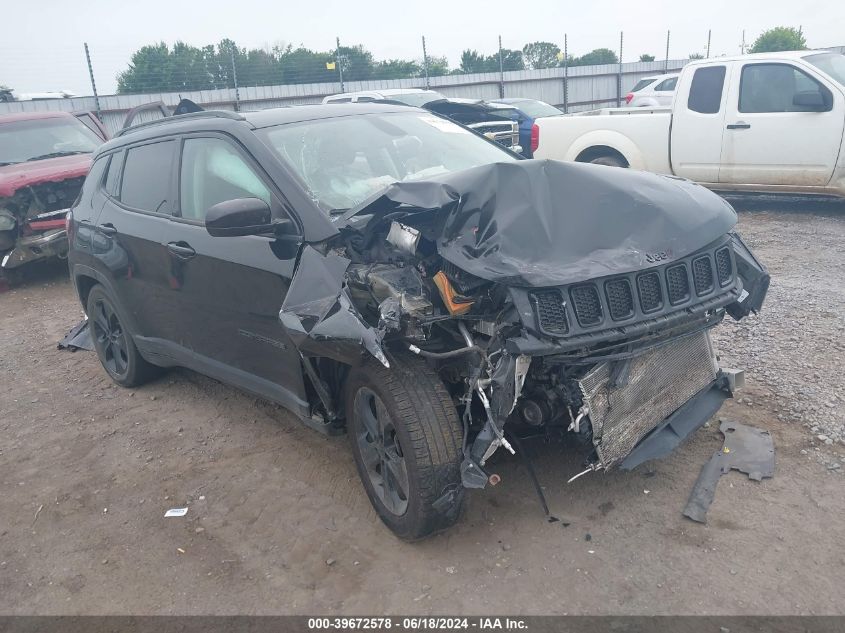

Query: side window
left=327, top=97, right=352, bottom=103
left=120, top=140, right=175, bottom=213
left=74, top=155, right=110, bottom=217
left=179, top=137, right=271, bottom=221
left=739, top=63, right=832, bottom=113
left=655, top=77, right=677, bottom=91
left=355, top=96, right=376, bottom=102
left=104, top=150, right=124, bottom=198
left=687, top=66, right=726, bottom=114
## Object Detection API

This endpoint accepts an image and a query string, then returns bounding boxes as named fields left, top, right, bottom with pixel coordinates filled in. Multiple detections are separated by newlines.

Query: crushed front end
left=282, top=159, right=769, bottom=489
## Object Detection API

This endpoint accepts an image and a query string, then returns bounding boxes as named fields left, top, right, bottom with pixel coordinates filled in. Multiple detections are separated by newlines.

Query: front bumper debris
left=1, top=229, right=67, bottom=270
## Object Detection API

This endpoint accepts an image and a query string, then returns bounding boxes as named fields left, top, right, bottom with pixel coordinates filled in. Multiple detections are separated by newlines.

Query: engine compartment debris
left=683, top=419, right=776, bottom=523
left=274, top=160, right=769, bottom=491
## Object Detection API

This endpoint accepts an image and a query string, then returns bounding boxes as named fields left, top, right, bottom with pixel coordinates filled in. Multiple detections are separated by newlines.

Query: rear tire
left=590, top=155, right=627, bottom=168
left=346, top=354, right=464, bottom=540
left=87, top=285, right=160, bottom=387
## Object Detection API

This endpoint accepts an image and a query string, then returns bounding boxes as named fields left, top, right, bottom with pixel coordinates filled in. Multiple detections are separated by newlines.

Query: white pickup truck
left=533, top=51, right=845, bottom=198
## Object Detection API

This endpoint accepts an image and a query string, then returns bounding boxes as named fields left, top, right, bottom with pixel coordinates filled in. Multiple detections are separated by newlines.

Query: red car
left=0, top=110, right=108, bottom=281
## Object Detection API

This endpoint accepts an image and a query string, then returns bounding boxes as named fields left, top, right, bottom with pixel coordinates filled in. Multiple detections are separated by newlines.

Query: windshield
left=0, top=117, right=102, bottom=166
left=512, top=100, right=562, bottom=118
left=257, top=111, right=516, bottom=213
left=389, top=91, right=446, bottom=107
left=804, top=52, right=845, bottom=86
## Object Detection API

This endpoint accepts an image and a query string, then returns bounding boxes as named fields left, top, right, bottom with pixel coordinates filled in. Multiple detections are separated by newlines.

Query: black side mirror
left=793, top=91, right=826, bottom=111
left=205, top=198, right=275, bottom=237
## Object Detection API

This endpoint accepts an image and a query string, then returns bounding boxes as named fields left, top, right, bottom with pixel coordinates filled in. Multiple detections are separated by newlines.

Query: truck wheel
left=590, top=155, right=627, bottom=168
left=346, top=355, right=464, bottom=540
left=87, top=285, right=160, bottom=387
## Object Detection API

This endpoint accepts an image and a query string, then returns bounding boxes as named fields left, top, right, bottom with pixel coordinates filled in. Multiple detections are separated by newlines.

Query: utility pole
left=230, top=44, right=240, bottom=111
left=563, top=33, right=569, bottom=114
left=706, top=29, right=712, bottom=58
left=664, top=30, right=670, bottom=71
left=498, top=35, right=505, bottom=98
left=617, top=31, right=624, bottom=107
left=83, top=43, right=102, bottom=122
left=740, top=30, right=746, bottom=55
left=421, top=36, right=430, bottom=90
left=336, top=36, right=345, bottom=93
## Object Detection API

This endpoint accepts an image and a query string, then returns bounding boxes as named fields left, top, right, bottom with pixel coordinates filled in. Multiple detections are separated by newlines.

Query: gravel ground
left=1, top=200, right=844, bottom=615
left=713, top=197, right=845, bottom=471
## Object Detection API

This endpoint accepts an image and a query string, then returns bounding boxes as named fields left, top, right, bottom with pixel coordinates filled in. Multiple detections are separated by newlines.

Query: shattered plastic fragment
left=683, top=420, right=775, bottom=523
left=57, top=319, right=94, bottom=352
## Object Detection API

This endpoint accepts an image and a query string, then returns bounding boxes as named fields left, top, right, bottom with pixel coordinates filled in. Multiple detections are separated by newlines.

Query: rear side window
left=104, top=151, right=124, bottom=198
left=687, top=66, right=726, bottom=114
left=120, top=140, right=175, bottom=213
left=630, top=79, right=654, bottom=92
left=73, top=155, right=110, bottom=219
left=739, top=63, right=832, bottom=113
left=655, top=77, right=678, bottom=91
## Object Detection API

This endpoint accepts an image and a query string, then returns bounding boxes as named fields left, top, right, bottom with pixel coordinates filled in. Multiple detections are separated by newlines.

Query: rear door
left=719, top=61, right=844, bottom=186
left=94, top=139, right=177, bottom=341
left=159, top=133, right=307, bottom=407
left=670, top=63, right=732, bottom=182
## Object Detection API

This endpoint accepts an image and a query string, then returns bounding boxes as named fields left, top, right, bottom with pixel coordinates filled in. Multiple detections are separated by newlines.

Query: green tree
left=749, top=26, right=807, bottom=53
left=500, top=49, right=525, bottom=71
left=460, top=49, right=489, bottom=73
left=426, top=55, right=451, bottom=77
left=688, top=52, right=705, bottom=60
left=373, top=59, right=421, bottom=79
left=522, top=41, right=561, bottom=69
left=459, top=49, right=524, bottom=74
left=569, top=48, right=619, bottom=67
left=639, top=54, right=655, bottom=62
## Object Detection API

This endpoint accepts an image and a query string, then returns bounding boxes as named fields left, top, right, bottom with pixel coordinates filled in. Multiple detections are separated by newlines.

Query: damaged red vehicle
left=66, top=104, right=769, bottom=540
left=0, top=111, right=107, bottom=280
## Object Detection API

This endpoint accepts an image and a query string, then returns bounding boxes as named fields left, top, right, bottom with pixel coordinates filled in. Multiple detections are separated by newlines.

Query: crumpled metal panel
left=278, top=246, right=389, bottom=367
left=579, top=331, right=717, bottom=468
left=337, top=160, right=738, bottom=288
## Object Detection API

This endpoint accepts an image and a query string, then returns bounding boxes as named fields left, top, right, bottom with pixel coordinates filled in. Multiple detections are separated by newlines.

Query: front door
left=160, top=134, right=308, bottom=410
left=719, top=61, right=844, bottom=186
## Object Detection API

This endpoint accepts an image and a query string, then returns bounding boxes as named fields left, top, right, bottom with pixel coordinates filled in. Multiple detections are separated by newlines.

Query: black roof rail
left=116, top=108, right=246, bottom=137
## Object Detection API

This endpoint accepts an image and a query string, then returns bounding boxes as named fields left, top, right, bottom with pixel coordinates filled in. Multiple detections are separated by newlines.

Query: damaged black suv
left=67, top=103, right=769, bottom=540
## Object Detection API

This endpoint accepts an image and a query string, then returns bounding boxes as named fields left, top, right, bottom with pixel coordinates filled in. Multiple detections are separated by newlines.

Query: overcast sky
left=1, top=0, right=842, bottom=95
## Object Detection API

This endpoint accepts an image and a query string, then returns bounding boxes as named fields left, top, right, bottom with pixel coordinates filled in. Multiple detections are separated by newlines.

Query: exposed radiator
left=578, top=330, right=718, bottom=469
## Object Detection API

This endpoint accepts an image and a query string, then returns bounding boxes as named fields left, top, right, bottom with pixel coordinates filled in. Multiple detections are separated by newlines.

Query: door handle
left=98, top=222, right=117, bottom=236
left=727, top=122, right=751, bottom=130
left=166, top=241, right=196, bottom=259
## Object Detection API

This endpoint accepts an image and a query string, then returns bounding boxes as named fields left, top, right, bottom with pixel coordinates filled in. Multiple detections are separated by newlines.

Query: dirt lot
left=1, top=201, right=844, bottom=616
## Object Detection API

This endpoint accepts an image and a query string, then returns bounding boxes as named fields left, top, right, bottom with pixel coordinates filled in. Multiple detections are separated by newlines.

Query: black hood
left=339, top=159, right=738, bottom=287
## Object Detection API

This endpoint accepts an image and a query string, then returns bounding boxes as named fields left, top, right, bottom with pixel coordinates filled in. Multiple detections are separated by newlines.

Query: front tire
left=87, top=285, right=159, bottom=387
left=346, top=355, right=464, bottom=540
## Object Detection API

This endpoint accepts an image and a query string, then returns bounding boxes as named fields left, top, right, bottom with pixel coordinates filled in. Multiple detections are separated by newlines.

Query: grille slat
left=532, top=290, right=569, bottom=335
left=570, top=285, right=603, bottom=327
left=666, top=264, right=690, bottom=305
left=637, top=272, right=663, bottom=313
left=715, top=247, right=733, bottom=286
left=692, top=256, right=714, bottom=296
left=605, top=279, right=634, bottom=320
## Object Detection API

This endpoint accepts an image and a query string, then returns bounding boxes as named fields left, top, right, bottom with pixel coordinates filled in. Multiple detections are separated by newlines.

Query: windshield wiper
left=26, top=150, right=89, bottom=162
